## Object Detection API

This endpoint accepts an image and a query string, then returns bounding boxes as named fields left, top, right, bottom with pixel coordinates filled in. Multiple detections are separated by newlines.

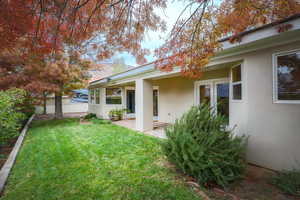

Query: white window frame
left=105, top=87, right=122, bottom=105
left=273, top=49, right=300, bottom=104
left=194, top=78, right=230, bottom=115
left=230, top=64, right=243, bottom=102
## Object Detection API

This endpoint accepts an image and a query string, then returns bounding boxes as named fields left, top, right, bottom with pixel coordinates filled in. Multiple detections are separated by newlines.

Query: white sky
left=112, top=0, right=194, bottom=66
left=111, top=0, right=221, bottom=67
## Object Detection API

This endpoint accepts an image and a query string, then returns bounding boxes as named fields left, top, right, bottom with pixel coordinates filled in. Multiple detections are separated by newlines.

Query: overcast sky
left=111, top=0, right=194, bottom=67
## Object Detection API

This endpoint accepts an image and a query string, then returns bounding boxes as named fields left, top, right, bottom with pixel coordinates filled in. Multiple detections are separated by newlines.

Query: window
left=274, top=50, right=300, bottom=102
left=95, top=89, right=100, bottom=104
left=106, top=88, right=122, bottom=104
left=90, top=89, right=95, bottom=104
left=231, top=65, right=242, bottom=100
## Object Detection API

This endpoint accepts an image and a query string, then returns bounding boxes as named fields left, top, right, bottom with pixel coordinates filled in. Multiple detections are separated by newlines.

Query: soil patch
left=0, top=138, right=17, bottom=169
left=207, top=164, right=299, bottom=200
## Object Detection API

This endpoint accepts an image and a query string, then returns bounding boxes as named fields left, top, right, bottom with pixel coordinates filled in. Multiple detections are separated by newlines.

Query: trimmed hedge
left=162, top=104, right=247, bottom=188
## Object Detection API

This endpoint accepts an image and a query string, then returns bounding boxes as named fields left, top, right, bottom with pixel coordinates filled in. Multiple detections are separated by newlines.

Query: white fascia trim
left=221, top=17, right=300, bottom=50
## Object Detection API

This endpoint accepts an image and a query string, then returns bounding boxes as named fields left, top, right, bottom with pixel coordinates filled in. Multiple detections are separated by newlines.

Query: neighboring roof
left=219, top=13, right=300, bottom=42
left=73, top=89, right=88, bottom=95
left=89, top=61, right=156, bottom=84
left=88, top=63, right=133, bottom=82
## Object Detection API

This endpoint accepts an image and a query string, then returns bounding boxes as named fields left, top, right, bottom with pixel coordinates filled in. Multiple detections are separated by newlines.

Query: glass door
left=197, top=79, right=229, bottom=120
left=126, top=89, right=135, bottom=118
left=215, top=82, right=229, bottom=122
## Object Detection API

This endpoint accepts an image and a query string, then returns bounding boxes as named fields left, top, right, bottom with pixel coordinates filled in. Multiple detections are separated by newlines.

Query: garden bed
left=0, top=139, right=18, bottom=169
left=0, top=115, right=35, bottom=194
left=0, top=115, right=34, bottom=169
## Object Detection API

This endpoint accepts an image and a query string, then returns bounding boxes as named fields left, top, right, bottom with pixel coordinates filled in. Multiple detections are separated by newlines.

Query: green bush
left=83, top=113, right=97, bottom=120
left=162, top=104, right=247, bottom=188
left=271, top=169, right=300, bottom=196
left=0, top=88, right=27, bottom=145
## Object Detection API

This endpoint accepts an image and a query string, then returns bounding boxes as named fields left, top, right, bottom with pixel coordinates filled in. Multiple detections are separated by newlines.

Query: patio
left=112, top=119, right=167, bottom=139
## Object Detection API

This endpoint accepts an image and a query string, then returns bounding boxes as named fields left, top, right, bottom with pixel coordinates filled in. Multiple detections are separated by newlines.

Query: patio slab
left=112, top=119, right=167, bottom=139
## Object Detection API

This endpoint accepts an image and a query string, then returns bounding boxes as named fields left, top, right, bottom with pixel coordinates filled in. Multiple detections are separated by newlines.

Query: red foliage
left=155, top=0, right=300, bottom=78
left=0, top=0, right=167, bottom=96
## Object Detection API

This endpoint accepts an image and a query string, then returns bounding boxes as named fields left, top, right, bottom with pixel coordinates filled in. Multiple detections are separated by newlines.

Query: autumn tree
left=0, top=0, right=167, bottom=117
left=155, top=0, right=300, bottom=77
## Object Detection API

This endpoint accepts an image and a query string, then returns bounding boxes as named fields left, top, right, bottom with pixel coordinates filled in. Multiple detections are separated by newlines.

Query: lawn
left=0, top=118, right=201, bottom=200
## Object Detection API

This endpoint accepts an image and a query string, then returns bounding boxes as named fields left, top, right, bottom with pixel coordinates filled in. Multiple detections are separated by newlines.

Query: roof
left=219, top=13, right=300, bottom=42
left=89, top=61, right=156, bottom=84
left=72, top=89, right=88, bottom=95
left=90, top=13, right=300, bottom=85
left=88, top=63, right=133, bottom=83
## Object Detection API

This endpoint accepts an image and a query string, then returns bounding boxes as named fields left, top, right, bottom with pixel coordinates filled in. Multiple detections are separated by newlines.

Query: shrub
left=0, top=88, right=27, bottom=145
left=162, top=104, right=247, bottom=188
left=83, top=113, right=97, bottom=120
left=108, top=108, right=127, bottom=121
left=271, top=169, right=300, bottom=196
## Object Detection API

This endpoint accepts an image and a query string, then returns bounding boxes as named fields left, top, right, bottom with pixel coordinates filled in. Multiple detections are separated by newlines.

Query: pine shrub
left=162, top=104, right=247, bottom=188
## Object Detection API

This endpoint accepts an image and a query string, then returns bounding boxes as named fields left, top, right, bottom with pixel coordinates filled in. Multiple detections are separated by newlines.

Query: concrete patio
left=112, top=119, right=167, bottom=139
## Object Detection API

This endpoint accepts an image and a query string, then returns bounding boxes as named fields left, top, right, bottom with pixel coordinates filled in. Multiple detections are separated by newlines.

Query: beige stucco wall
left=153, top=68, right=230, bottom=123
left=240, top=42, right=300, bottom=170
left=88, top=41, right=300, bottom=170
left=208, top=41, right=300, bottom=170
left=88, top=87, right=125, bottom=119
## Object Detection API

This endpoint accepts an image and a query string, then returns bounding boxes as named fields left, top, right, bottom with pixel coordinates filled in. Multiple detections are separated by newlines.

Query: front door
left=126, top=90, right=135, bottom=118
left=197, top=79, right=229, bottom=121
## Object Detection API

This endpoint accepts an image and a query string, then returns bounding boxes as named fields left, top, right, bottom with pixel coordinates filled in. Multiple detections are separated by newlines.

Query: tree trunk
left=55, top=93, right=63, bottom=118
left=43, top=92, right=47, bottom=115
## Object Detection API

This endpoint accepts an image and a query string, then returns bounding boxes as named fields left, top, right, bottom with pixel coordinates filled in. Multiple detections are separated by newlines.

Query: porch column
left=135, top=79, right=153, bottom=131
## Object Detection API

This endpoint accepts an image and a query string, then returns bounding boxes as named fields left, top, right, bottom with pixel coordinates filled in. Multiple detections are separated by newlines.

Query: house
left=88, top=14, right=300, bottom=171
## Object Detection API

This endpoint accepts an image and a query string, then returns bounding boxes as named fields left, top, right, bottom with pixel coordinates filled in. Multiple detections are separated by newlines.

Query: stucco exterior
left=88, top=17, right=300, bottom=170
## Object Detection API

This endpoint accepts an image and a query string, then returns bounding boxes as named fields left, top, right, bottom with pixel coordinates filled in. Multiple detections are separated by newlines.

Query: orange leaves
left=155, top=0, right=300, bottom=78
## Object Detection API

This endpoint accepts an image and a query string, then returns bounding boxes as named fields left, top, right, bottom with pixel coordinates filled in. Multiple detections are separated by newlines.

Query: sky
left=110, top=0, right=195, bottom=67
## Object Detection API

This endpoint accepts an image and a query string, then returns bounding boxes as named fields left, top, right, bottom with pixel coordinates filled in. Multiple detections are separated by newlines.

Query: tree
left=155, top=0, right=300, bottom=78
left=0, top=0, right=167, bottom=117
left=46, top=51, right=92, bottom=118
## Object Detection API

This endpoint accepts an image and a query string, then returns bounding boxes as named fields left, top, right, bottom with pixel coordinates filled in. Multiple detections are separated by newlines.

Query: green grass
left=1, top=118, right=201, bottom=200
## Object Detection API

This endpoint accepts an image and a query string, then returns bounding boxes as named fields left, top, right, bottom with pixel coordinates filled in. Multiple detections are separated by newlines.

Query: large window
left=274, top=50, right=300, bottom=103
left=106, top=88, right=122, bottom=104
left=231, top=65, right=242, bottom=100
left=95, top=89, right=100, bottom=104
